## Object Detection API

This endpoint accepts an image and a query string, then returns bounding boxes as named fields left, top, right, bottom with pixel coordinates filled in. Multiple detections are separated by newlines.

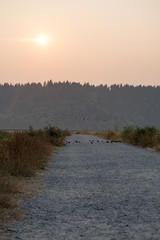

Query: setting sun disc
left=36, top=36, right=47, bottom=44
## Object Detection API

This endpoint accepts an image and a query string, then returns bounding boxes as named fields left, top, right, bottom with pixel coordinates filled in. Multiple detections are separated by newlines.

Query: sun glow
left=35, top=36, right=48, bottom=44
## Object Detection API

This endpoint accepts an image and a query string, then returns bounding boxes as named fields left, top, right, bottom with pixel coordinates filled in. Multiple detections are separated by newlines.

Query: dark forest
left=0, top=81, right=160, bottom=130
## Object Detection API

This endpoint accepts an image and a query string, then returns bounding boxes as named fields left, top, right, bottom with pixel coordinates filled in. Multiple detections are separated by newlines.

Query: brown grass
left=80, top=127, right=160, bottom=152
left=0, top=132, right=54, bottom=235
left=0, top=133, right=53, bottom=177
left=79, top=130, right=122, bottom=141
left=0, top=127, right=69, bottom=237
left=153, top=141, right=160, bottom=152
left=0, top=174, right=44, bottom=237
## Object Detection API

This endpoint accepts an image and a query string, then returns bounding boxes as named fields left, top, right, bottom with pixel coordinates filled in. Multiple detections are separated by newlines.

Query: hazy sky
left=0, top=0, right=160, bottom=86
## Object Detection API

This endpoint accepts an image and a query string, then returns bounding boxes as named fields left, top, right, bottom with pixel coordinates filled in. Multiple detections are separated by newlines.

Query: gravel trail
left=6, top=134, right=160, bottom=239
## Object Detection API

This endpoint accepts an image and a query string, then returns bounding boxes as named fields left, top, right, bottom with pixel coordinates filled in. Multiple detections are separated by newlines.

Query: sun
left=35, top=36, right=48, bottom=44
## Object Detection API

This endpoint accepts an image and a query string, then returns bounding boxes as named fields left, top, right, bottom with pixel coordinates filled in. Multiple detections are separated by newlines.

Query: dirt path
left=5, top=134, right=160, bottom=239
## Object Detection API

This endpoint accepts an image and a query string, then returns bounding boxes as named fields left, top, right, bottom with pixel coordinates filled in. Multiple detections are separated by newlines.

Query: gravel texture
left=6, top=134, right=160, bottom=239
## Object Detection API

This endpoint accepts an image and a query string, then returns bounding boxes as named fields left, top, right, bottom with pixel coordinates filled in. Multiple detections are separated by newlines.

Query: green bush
left=122, top=125, right=159, bottom=147
left=44, top=126, right=64, bottom=138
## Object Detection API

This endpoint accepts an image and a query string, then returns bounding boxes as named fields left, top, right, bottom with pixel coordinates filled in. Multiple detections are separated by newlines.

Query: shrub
left=122, top=125, right=159, bottom=148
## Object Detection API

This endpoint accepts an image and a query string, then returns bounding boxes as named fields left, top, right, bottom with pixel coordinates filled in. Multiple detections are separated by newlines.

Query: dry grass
left=0, top=127, right=69, bottom=236
left=80, top=127, right=160, bottom=152
left=153, top=141, right=160, bottom=152
left=0, top=133, right=53, bottom=177
left=94, top=130, right=122, bottom=141
left=0, top=173, right=44, bottom=238
left=0, top=173, right=21, bottom=235
left=79, top=130, right=122, bottom=141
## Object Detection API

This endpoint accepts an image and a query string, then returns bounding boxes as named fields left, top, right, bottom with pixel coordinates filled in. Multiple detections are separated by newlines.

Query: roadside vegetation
left=94, top=126, right=160, bottom=151
left=0, top=126, right=70, bottom=233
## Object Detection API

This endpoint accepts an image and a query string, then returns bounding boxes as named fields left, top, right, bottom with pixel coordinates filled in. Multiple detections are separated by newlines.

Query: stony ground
left=5, top=134, right=160, bottom=239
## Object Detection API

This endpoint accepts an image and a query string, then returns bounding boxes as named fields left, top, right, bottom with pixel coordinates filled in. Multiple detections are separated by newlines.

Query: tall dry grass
left=0, top=127, right=70, bottom=233
left=0, top=133, right=52, bottom=177
left=87, top=130, right=122, bottom=141
left=0, top=132, right=53, bottom=230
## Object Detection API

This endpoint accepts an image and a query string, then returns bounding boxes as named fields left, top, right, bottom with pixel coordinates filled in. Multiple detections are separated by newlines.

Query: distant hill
left=0, top=81, right=160, bottom=130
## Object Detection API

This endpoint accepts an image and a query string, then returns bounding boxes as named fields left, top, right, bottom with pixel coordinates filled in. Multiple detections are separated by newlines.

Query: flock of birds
left=64, top=139, right=122, bottom=144
left=8, top=111, right=124, bottom=125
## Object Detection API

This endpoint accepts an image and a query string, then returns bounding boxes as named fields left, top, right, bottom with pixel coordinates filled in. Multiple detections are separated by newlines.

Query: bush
left=43, top=126, right=70, bottom=145
left=122, top=125, right=159, bottom=148
left=44, top=126, right=64, bottom=138
left=24, top=126, right=70, bottom=146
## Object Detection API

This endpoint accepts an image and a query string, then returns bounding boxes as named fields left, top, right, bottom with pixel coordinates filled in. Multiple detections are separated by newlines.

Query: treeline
left=0, top=81, right=160, bottom=130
